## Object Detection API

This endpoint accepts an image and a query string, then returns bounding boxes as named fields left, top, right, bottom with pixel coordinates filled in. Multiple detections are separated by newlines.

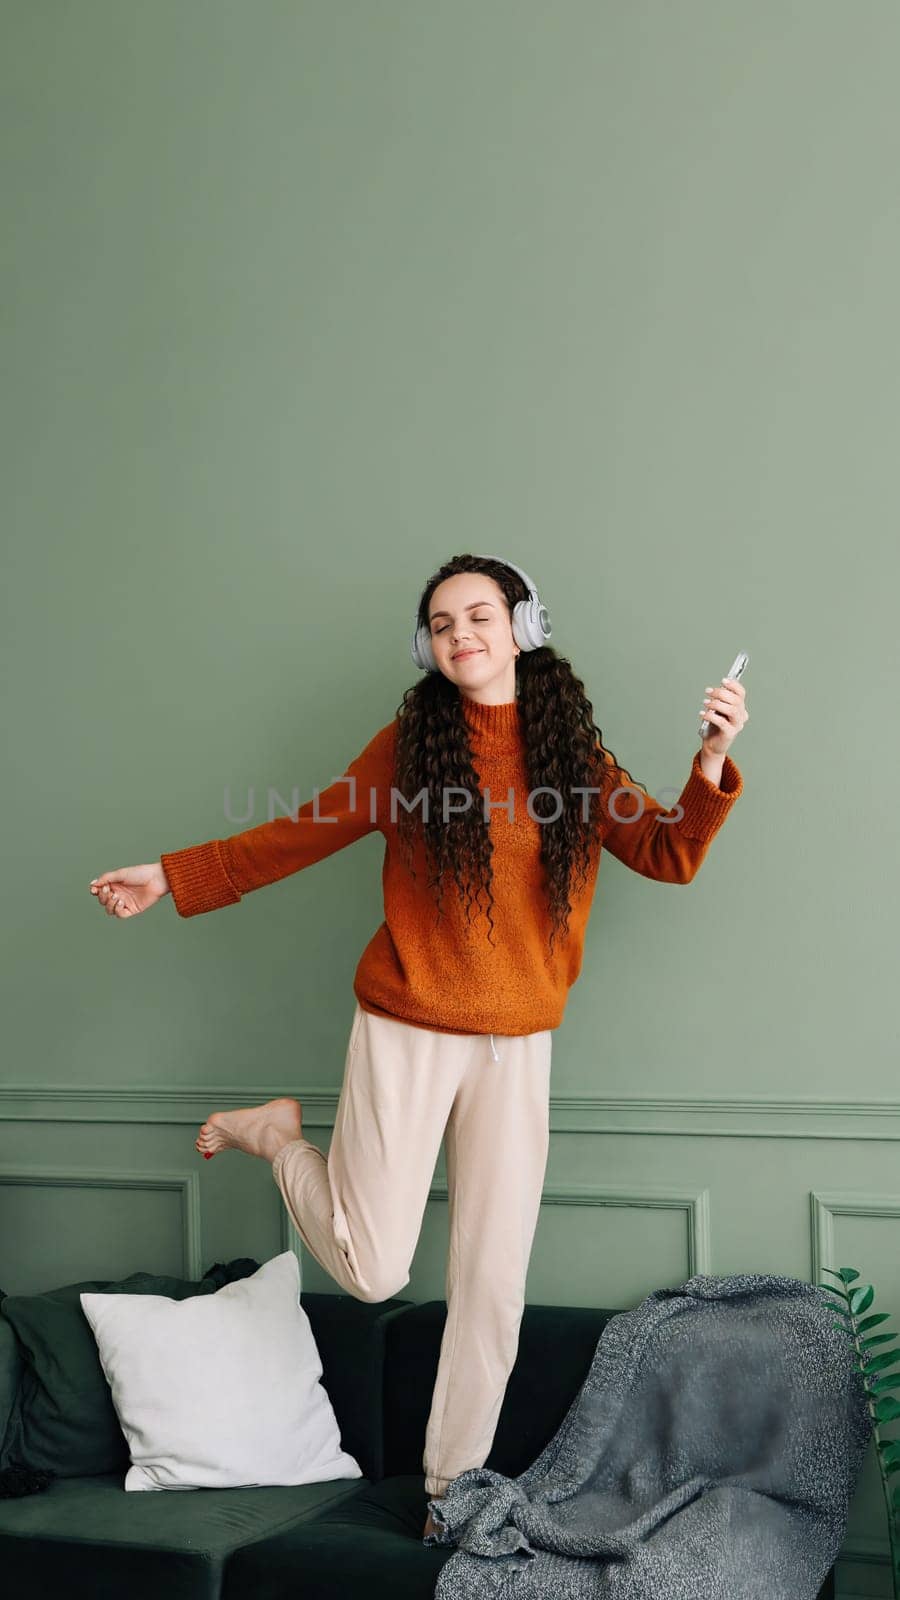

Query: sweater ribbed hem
left=160, top=839, right=242, bottom=919
left=673, top=750, right=744, bottom=841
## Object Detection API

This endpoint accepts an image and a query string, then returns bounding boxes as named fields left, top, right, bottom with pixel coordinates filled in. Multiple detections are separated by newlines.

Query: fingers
left=90, top=870, right=136, bottom=917
left=700, top=678, right=749, bottom=733
left=705, top=680, right=744, bottom=704
left=91, top=882, right=128, bottom=916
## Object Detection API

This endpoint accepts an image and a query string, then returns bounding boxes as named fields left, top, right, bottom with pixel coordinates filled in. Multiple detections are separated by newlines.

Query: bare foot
left=195, top=1096, right=303, bottom=1164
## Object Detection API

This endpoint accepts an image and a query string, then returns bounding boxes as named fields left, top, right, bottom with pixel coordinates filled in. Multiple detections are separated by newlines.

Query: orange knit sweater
left=160, top=696, right=743, bottom=1036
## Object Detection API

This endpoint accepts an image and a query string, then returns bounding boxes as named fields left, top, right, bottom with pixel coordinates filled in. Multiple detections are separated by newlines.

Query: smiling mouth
left=452, top=649, right=483, bottom=660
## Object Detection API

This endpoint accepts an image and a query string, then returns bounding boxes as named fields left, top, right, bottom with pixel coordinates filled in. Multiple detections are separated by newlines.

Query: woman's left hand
left=699, top=677, right=749, bottom=756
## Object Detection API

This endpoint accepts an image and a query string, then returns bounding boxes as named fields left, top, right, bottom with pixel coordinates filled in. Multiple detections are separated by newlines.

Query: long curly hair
left=392, top=553, right=647, bottom=956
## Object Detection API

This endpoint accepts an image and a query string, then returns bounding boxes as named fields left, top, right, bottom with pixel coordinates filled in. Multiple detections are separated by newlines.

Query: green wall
left=2, top=3, right=897, bottom=1591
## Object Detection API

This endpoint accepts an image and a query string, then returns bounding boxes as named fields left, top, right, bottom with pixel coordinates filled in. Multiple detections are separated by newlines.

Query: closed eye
left=435, top=616, right=491, bottom=634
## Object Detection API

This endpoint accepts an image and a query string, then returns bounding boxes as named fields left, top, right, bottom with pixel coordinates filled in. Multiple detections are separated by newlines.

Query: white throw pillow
left=80, top=1250, right=363, bottom=1492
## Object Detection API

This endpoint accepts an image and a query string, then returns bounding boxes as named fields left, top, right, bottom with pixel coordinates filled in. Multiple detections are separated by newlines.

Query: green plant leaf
left=864, top=1351, right=900, bottom=1375
left=824, top=1299, right=852, bottom=1319
left=874, top=1395, right=900, bottom=1422
left=878, top=1439, right=900, bottom=1464
left=820, top=1273, right=851, bottom=1298
left=869, top=1373, right=900, bottom=1395
left=860, top=1314, right=893, bottom=1332
left=831, top=1320, right=853, bottom=1335
left=850, top=1285, right=876, bottom=1315
left=861, top=1334, right=898, bottom=1351
left=822, top=1267, right=860, bottom=1286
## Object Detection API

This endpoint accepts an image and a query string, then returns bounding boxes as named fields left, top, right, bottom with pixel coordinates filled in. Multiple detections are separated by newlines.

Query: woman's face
left=426, top=573, right=519, bottom=703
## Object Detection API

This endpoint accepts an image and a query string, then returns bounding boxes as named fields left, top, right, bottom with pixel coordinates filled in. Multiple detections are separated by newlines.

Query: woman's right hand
left=89, top=862, right=170, bottom=918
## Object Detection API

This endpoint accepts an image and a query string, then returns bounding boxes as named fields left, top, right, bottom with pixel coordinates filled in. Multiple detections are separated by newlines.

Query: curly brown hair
left=392, top=553, right=647, bottom=956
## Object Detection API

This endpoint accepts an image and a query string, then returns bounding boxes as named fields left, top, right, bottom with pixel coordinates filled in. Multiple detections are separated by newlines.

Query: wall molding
left=0, top=1086, right=895, bottom=1139
left=536, top=1182, right=712, bottom=1274
left=812, top=1188, right=900, bottom=1285
left=0, top=1166, right=203, bottom=1279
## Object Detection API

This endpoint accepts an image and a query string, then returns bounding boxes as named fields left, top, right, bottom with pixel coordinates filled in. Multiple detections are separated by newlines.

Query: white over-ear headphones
left=410, top=555, right=552, bottom=673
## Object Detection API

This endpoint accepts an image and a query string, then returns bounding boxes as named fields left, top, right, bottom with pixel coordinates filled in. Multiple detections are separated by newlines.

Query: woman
left=89, top=553, right=747, bottom=1541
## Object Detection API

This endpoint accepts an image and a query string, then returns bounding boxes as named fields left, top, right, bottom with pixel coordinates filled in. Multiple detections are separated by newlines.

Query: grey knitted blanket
left=426, top=1272, right=871, bottom=1599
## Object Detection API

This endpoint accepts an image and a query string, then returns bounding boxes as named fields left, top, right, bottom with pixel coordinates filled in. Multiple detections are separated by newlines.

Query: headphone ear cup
left=512, top=598, right=552, bottom=652
left=531, top=598, right=552, bottom=647
left=411, top=623, right=436, bottom=672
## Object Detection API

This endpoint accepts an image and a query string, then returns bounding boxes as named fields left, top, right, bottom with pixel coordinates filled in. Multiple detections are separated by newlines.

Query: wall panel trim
left=0, top=1166, right=203, bottom=1278
left=0, top=1086, right=896, bottom=1139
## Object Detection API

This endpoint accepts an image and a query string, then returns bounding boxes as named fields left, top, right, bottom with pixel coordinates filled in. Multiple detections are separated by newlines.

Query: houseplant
left=821, top=1266, right=900, bottom=1594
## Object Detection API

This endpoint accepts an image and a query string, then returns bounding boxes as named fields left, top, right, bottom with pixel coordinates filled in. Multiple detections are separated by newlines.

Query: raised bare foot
left=195, top=1096, right=303, bottom=1164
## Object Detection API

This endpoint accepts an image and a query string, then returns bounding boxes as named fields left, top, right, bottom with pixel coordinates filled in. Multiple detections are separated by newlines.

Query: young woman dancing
left=89, top=552, right=747, bottom=1541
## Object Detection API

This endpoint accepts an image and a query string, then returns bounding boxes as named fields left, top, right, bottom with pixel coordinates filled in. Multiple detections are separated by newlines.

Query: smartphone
left=699, top=651, right=749, bottom=740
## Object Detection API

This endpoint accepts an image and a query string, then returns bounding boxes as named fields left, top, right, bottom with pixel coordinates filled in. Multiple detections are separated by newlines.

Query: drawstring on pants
left=489, top=1033, right=500, bottom=1061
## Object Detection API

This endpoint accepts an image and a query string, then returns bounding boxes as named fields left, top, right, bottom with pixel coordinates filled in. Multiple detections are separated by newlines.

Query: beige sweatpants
left=270, top=1000, right=553, bottom=1498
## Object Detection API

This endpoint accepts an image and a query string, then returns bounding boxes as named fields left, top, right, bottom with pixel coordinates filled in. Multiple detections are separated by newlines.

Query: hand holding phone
left=699, top=651, right=749, bottom=740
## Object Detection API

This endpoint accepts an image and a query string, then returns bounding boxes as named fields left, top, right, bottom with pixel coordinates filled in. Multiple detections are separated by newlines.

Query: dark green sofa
left=0, top=1278, right=837, bottom=1600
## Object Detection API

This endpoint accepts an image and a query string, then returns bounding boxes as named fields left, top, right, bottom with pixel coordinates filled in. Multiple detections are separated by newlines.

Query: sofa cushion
left=0, top=1470, right=367, bottom=1600
left=0, top=1259, right=261, bottom=1479
left=380, top=1299, right=619, bottom=1479
left=221, top=1474, right=452, bottom=1600
left=221, top=1471, right=836, bottom=1600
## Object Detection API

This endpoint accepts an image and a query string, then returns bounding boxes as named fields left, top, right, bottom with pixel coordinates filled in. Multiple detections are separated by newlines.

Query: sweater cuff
left=160, top=840, right=242, bottom=919
left=673, top=750, right=744, bottom=842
